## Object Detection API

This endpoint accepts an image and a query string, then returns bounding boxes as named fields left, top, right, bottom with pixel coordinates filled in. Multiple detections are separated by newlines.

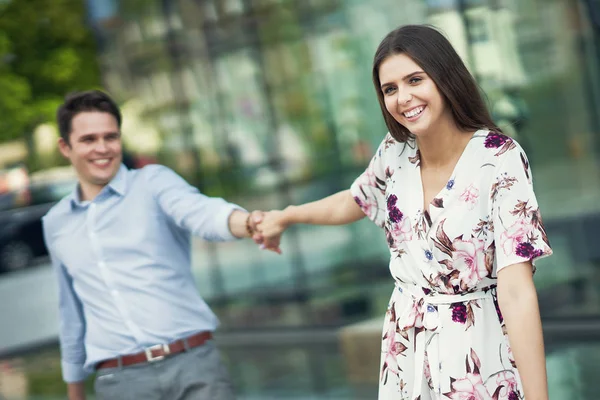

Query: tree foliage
left=0, top=0, right=101, bottom=143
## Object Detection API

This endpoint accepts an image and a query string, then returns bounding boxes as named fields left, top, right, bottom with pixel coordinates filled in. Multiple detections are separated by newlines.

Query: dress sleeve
left=350, top=134, right=391, bottom=228
left=491, top=141, right=552, bottom=273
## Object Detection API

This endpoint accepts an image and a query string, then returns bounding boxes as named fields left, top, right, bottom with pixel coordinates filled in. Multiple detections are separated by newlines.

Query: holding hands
left=246, top=190, right=363, bottom=254
left=247, top=190, right=364, bottom=254
left=247, top=209, right=290, bottom=254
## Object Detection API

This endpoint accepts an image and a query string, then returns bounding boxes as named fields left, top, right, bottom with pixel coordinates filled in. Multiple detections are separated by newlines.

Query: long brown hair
left=372, top=25, right=500, bottom=142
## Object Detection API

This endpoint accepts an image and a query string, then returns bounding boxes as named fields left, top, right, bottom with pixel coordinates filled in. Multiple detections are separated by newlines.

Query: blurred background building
left=1, top=0, right=600, bottom=398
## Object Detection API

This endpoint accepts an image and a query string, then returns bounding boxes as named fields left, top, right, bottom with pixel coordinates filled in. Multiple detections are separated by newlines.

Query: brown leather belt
left=95, top=331, right=212, bottom=370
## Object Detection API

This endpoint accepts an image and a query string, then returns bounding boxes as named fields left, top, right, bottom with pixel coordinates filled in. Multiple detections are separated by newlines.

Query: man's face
left=59, top=111, right=122, bottom=189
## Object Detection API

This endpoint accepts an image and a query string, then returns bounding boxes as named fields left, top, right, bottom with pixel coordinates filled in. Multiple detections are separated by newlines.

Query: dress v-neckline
left=415, top=130, right=482, bottom=217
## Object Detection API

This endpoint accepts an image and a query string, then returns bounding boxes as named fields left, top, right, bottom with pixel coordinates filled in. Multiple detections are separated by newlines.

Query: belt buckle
left=145, top=344, right=170, bottom=362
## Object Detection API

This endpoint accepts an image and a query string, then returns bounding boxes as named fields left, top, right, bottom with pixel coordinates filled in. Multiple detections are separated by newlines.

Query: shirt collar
left=69, top=164, right=128, bottom=209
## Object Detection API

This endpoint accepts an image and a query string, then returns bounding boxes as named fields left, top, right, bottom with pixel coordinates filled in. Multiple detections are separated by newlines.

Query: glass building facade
left=1, top=0, right=600, bottom=398
left=85, top=0, right=600, bottom=327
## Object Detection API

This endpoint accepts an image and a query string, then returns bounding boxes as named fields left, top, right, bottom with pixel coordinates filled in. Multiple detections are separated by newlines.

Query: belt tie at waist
left=393, top=282, right=495, bottom=398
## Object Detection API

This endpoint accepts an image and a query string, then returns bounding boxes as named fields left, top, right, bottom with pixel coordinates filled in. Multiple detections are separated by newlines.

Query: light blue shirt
left=42, top=164, right=242, bottom=383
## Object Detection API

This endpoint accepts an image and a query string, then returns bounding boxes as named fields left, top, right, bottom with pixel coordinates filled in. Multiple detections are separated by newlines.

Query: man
left=42, top=90, right=273, bottom=400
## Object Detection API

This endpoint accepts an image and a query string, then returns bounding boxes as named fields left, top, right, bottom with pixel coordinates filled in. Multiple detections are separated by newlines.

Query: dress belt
left=394, top=281, right=495, bottom=331
left=95, top=331, right=213, bottom=370
left=393, top=282, right=495, bottom=398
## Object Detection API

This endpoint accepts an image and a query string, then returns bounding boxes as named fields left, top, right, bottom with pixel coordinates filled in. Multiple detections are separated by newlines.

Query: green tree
left=0, top=0, right=101, bottom=168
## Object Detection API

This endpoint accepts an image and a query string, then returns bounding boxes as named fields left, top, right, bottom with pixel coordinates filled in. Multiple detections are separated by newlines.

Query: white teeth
left=92, top=159, right=110, bottom=165
left=404, top=106, right=424, bottom=118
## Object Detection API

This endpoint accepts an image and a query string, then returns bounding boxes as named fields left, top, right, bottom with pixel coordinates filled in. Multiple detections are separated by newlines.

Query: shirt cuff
left=62, top=360, right=89, bottom=383
left=214, top=204, right=246, bottom=241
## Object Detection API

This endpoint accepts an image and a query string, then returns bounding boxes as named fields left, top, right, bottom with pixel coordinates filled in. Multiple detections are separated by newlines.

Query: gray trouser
left=94, top=340, right=236, bottom=400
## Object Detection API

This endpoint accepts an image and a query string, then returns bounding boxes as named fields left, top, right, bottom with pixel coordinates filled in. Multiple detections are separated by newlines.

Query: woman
left=257, top=25, right=552, bottom=399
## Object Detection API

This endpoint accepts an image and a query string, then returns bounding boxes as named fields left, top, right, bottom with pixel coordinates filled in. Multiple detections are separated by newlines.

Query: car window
left=29, top=182, right=76, bottom=206
left=0, top=192, right=17, bottom=212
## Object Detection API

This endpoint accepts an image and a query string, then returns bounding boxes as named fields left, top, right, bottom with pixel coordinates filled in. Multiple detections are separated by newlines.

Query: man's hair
left=372, top=25, right=500, bottom=142
left=56, top=90, right=122, bottom=143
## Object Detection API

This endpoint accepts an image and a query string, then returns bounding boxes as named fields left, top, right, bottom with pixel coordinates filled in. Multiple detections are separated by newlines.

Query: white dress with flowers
left=350, top=130, right=552, bottom=400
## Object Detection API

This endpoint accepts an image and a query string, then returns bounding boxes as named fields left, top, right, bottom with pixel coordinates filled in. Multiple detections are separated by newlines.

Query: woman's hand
left=256, top=210, right=289, bottom=253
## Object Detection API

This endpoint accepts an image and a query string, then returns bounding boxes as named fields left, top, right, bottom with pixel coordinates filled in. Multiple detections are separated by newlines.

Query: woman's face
left=378, top=53, right=452, bottom=137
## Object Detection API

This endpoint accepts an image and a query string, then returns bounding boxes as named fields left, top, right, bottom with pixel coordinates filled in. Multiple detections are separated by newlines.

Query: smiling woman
left=371, top=25, right=499, bottom=144
left=256, top=24, right=552, bottom=400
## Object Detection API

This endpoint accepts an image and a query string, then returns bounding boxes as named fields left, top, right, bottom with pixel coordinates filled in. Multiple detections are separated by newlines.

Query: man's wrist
left=67, top=381, right=87, bottom=400
left=245, top=212, right=255, bottom=237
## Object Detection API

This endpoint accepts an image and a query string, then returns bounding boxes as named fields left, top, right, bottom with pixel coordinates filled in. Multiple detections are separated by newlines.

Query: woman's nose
left=398, top=90, right=412, bottom=105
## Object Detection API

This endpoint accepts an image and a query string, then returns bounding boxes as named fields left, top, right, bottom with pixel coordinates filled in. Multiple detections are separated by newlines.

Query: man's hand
left=246, top=210, right=264, bottom=242
left=256, top=210, right=289, bottom=253
left=67, top=382, right=86, bottom=400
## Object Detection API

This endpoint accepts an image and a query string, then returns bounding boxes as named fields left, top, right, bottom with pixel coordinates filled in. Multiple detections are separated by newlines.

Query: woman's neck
left=416, top=124, right=475, bottom=169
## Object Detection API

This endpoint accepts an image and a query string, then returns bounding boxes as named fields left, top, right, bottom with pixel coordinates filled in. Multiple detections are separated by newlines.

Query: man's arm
left=67, top=382, right=86, bottom=400
left=228, top=210, right=262, bottom=239
left=146, top=165, right=252, bottom=241
left=258, top=190, right=365, bottom=251
left=43, top=221, right=88, bottom=399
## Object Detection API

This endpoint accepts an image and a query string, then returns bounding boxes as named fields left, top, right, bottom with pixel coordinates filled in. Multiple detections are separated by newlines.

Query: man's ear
left=58, top=137, right=71, bottom=159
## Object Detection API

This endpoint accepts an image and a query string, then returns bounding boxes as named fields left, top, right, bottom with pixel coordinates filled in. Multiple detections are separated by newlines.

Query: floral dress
left=350, top=130, right=552, bottom=400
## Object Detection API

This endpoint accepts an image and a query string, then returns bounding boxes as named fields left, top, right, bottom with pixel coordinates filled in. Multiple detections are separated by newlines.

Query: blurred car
left=0, top=180, right=75, bottom=272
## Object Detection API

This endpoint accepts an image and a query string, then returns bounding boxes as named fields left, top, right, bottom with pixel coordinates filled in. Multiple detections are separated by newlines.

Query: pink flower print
left=387, top=194, right=404, bottom=223
left=451, top=303, right=468, bottom=323
left=500, top=219, right=534, bottom=257
left=459, top=184, right=480, bottom=210
left=484, top=132, right=509, bottom=148
left=363, top=165, right=377, bottom=186
left=447, top=373, right=493, bottom=400
left=515, top=242, right=545, bottom=259
left=353, top=196, right=374, bottom=220
left=424, top=351, right=434, bottom=391
left=389, top=215, right=413, bottom=243
left=387, top=338, right=407, bottom=362
left=380, top=305, right=408, bottom=383
left=400, top=298, right=425, bottom=331
left=452, top=237, right=487, bottom=288
left=507, top=345, right=516, bottom=368
left=387, top=193, right=398, bottom=208
left=495, top=371, right=518, bottom=399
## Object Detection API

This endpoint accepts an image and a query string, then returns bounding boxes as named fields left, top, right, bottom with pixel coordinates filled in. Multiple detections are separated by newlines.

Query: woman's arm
left=497, top=261, right=548, bottom=400
left=258, top=189, right=365, bottom=250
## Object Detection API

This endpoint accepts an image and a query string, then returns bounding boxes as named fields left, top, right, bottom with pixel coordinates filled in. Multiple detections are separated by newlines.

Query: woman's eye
left=409, top=77, right=422, bottom=84
left=383, top=86, right=396, bottom=95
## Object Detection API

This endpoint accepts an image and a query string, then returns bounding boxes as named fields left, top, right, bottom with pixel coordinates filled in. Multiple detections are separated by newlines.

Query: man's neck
left=78, top=182, right=106, bottom=202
